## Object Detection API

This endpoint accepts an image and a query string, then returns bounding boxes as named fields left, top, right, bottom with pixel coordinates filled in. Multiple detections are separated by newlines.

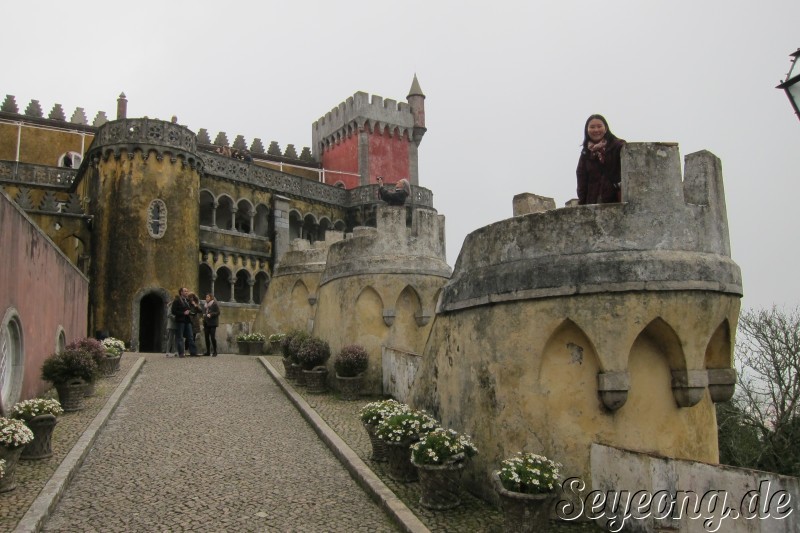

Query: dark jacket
left=576, top=138, right=626, bottom=205
left=170, top=297, right=192, bottom=324
left=378, top=186, right=409, bottom=206
left=203, top=300, right=220, bottom=328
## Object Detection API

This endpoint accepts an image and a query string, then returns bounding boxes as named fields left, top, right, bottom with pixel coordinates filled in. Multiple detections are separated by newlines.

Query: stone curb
left=258, top=357, right=430, bottom=533
left=13, top=357, right=146, bottom=533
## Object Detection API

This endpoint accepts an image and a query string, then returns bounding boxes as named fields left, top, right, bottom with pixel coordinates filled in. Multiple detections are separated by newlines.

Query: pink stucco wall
left=0, top=190, right=88, bottom=405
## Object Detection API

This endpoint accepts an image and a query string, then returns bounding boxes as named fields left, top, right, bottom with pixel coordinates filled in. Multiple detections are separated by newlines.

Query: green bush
left=41, top=348, right=98, bottom=384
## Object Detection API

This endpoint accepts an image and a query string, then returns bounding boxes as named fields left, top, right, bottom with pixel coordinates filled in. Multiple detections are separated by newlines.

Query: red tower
left=312, top=75, right=426, bottom=189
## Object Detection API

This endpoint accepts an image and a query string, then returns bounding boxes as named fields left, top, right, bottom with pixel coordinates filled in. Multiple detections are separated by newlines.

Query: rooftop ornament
left=777, top=48, right=800, bottom=122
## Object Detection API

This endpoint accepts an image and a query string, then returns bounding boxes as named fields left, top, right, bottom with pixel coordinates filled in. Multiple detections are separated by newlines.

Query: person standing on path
left=170, top=287, right=198, bottom=358
left=203, top=293, right=219, bottom=357
left=164, top=300, right=178, bottom=357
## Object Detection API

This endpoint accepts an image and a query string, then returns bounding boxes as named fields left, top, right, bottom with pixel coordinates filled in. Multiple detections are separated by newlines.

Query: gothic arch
left=318, top=217, right=332, bottom=241
left=390, top=285, right=423, bottom=353
left=130, top=287, right=170, bottom=353
left=303, top=213, right=319, bottom=243
left=333, top=219, right=346, bottom=231
left=704, top=319, right=732, bottom=369
left=355, top=286, right=385, bottom=340
left=635, top=318, right=685, bottom=370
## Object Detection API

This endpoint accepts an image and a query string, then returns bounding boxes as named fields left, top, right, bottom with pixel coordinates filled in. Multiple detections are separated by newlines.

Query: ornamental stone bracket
left=414, top=310, right=432, bottom=327
left=383, top=309, right=396, bottom=327
left=307, top=294, right=317, bottom=306
left=707, top=368, right=737, bottom=403
left=597, top=371, right=630, bottom=411
left=671, top=370, right=709, bottom=408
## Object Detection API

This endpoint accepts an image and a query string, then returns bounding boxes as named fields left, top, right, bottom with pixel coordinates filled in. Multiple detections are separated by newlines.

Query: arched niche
left=215, top=267, right=233, bottom=302
left=199, top=190, right=215, bottom=227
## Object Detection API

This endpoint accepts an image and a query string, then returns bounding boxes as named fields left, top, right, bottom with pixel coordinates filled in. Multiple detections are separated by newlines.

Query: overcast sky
left=4, top=1, right=799, bottom=311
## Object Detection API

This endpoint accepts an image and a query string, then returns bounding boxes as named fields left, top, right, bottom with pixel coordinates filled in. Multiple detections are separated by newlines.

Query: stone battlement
left=312, top=91, right=416, bottom=151
left=440, top=143, right=742, bottom=312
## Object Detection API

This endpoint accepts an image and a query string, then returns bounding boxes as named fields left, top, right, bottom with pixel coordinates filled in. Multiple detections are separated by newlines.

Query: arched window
left=199, top=190, right=215, bottom=227
left=198, top=263, right=214, bottom=299
left=235, top=200, right=253, bottom=234
left=215, top=267, right=232, bottom=302
left=303, top=214, right=318, bottom=243
left=254, top=204, right=270, bottom=238
left=253, top=272, right=270, bottom=305
left=234, top=270, right=251, bottom=303
left=59, top=151, right=82, bottom=168
left=0, top=308, right=25, bottom=414
left=289, top=211, right=302, bottom=241
left=217, top=196, right=234, bottom=231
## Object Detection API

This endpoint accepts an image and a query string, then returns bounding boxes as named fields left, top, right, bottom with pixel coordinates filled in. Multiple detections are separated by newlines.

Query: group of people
left=214, top=145, right=253, bottom=162
left=165, top=288, right=220, bottom=358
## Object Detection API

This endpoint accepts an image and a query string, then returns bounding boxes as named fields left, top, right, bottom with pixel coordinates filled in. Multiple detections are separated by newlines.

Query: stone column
left=248, top=278, right=255, bottom=304
left=211, top=201, right=218, bottom=229
left=231, top=207, right=237, bottom=232
left=272, top=195, right=291, bottom=267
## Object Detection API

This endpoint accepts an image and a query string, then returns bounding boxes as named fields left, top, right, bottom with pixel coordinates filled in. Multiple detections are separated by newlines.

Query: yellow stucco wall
left=411, top=291, right=740, bottom=499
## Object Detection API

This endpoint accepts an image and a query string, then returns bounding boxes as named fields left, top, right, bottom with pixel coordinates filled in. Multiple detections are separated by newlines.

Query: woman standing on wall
left=576, top=114, right=626, bottom=205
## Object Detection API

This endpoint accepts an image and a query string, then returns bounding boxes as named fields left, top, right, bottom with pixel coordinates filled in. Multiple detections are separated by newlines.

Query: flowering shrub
left=9, top=398, right=64, bottom=421
left=101, top=337, right=126, bottom=357
left=41, top=348, right=98, bottom=384
left=359, top=399, right=410, bottom=427
left=0, top=417, right=34, bottom=448
left=67, top=337, right=106, bottom=366
left=236, top=332, right=266, bottom=342
left=268, top=333, right=285, bottom=343
left=411, top=427, right=479, bottom=466
left=497, top=452, right=562, bottom=494
left=282, top=330, right=310, bottom=363
left=375, top=409, right=438, bottom=444
left=297, top=336, right=331, bottom=370
left=334, top=344, right=369, bottom=377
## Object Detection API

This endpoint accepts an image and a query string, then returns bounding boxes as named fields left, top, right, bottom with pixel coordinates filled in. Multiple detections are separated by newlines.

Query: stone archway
left=131, top=287, right=170, bottom=352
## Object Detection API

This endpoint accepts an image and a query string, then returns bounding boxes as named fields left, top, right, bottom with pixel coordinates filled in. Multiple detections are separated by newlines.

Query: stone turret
left=410, top=142, right=742, bottom=501
left=407, top=74, right=426, bottom=146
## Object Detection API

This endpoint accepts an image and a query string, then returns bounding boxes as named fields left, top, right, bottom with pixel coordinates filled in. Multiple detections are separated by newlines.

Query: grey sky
left=5, top=1, right=798, bottom=311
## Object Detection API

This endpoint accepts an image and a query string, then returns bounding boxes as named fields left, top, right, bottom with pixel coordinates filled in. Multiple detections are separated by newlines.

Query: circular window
left=147, top=199, right=168, bottom=239
left=0, top=308, right=25, bottom=415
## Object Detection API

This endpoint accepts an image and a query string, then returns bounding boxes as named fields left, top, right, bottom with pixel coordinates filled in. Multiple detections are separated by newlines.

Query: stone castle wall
left=409, top=143, right=742, bottom=501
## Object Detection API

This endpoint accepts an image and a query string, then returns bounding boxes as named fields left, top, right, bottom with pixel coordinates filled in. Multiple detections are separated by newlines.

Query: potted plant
left=410, top=427, right=478, bottom=509
left=10, top=398, right=63, bottom=460
left=358, top=399, right=410, bottom=462
left=41, top=348, right=98, bottom=412
left=0, top=417, right=34, bottom=492
left=246, top=332, right=266, bottom=355
left=235, top=333, right=251, bottom=355
left=333, top=344, right=369, bottom=400
left=99, top=337, right=125, bottom=376
left=65, top=338, right=105, bottom=396
left=296, top=336, right=331, bottom=393
left=268, top=333, right=285, bottom=355
left=281, top=329, right=309, bottom=382
left=375, top=408, right=439, bottom=482
left=493, top=452, right=563, bottom=532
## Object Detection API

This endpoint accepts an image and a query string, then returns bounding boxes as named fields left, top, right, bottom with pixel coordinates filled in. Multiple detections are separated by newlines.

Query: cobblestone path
left=42, top=355, right=398, bottom=532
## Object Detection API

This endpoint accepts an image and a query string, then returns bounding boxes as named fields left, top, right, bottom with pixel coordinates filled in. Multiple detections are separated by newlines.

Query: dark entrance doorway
left=139, top=292, right=165, bottom=352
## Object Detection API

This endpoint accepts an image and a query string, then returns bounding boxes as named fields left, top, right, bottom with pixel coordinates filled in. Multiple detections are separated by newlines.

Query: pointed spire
left=407, top=73, right=425, bottom=99
left=1, top=95, right=19, bottom=113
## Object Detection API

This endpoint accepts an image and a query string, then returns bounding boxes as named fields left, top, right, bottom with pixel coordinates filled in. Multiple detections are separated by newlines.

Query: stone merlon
left=439, top=143, right=742, bottom=312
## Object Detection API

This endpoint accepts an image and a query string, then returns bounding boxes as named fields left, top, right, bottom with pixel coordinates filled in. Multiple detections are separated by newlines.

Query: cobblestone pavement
left=41, top=355, right=398, bottom=532
left=2, top=353, right=602, bottom=532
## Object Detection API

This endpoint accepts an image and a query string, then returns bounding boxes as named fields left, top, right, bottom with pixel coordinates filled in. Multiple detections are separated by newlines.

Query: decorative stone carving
left=671, top=370, right=709, bottom=408
left=382, top=309, right=396, bottom=327
left=597, top=371, right=630, bottom=411
left=414, top=310, right=432, bottom=326
left=147, top=199, right=168, bottom=239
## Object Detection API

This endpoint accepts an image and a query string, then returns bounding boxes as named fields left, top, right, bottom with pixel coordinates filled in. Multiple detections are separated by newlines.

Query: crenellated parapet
left=441, top=143, right=741, bottom=312
left=312, top=91, right=417, bottom=159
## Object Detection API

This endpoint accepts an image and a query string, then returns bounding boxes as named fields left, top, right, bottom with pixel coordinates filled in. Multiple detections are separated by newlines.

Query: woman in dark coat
left=576, top=114, right=626, bottom=205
